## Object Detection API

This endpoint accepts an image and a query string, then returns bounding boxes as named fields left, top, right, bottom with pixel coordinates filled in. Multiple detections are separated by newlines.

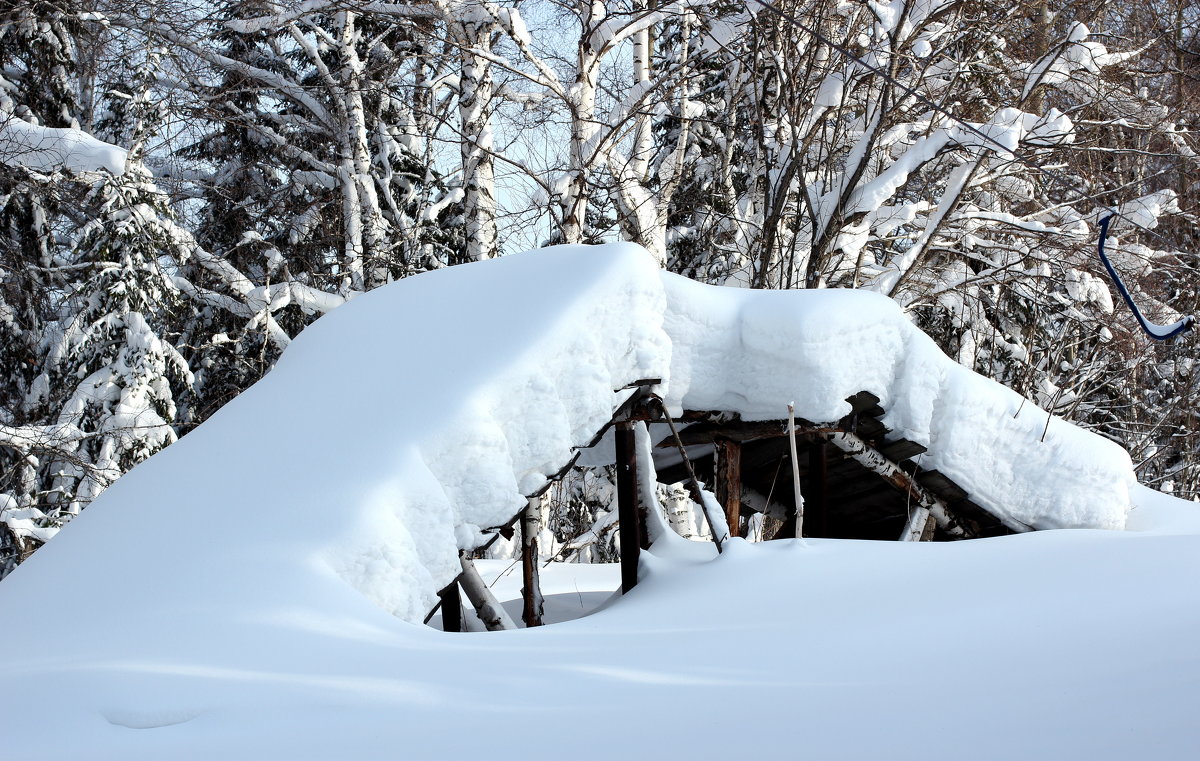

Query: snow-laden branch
left=0, top=112, right=126, bottom=175
left=110, top=14, right=337, bottom=133
left=0, top=423, right=90, bottom=453
left=226, top=1, right=438, bottom=34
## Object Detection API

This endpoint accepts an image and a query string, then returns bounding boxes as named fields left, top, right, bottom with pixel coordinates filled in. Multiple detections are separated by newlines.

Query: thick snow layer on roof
left=0, top=113, right=127, bottom=175
left=2, top=243, right=1135, bottom=616
left=0, top=244, right=1189, bottom=759
left=659, top=273, right=1134, bottom=530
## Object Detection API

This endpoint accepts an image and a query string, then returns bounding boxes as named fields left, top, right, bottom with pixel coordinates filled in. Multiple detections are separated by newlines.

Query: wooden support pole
left=615, top=420, right=641, bottom=594
left=714, top=438, right=742, bottom=538
left=521, top=496, right=545, bottom=627
left=437, top=580, right=463, bottom=632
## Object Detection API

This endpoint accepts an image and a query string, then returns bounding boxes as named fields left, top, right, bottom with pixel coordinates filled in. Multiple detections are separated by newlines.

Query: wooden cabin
left=435, top=380, right=1018, bottom=632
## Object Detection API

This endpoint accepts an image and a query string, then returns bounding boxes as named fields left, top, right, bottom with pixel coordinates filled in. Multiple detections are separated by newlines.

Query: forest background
left=0, top=0, right=1197, bottom=576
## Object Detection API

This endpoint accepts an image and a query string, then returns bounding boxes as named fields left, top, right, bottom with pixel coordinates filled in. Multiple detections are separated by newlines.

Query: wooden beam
left=822, top=430, right=967, bottom=538
left=615, top=420, right=641, bottom=593
left=437, top=580, right=462, bottom=633
left=668, top=419, right=789, bottom=446
left=714, top=438, right=742, bottom=538
left=879, top=439, right=927, bottom=462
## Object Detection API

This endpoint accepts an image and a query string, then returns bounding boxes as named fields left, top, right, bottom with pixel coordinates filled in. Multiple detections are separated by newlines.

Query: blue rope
left=1096, top=214, right=1194, bottom=341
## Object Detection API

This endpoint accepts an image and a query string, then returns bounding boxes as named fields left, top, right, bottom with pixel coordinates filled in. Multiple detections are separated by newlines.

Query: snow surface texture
left=0, top=112, right=127, bottom=175
left=0, top=244, right=1177, bottom=761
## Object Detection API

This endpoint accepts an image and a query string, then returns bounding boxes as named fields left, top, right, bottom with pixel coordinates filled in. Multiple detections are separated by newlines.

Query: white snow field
left=1, top=245, right=1197, bottom=760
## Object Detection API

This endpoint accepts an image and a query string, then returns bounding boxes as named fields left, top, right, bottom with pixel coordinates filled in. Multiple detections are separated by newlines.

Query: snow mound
left=1, top=244, right=1134, bottom=629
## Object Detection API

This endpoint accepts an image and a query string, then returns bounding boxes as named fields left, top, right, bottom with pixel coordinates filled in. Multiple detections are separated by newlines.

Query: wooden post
left=615, top=420, right=641, bottom=594
left=807, top=440, right=828, bottom=537
left=437, top=580, right=463, bottom=633
left=521, top=496, right=545, bottom=627
left=714, top=438, right=742, bottom=537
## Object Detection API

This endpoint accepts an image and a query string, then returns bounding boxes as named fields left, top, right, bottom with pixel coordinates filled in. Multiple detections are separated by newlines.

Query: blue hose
left=1096, top=214, right=1194, bottom=341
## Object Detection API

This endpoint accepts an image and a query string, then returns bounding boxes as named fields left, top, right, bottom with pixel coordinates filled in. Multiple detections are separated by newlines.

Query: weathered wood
left=669, top=420, right=789, bottom=446
left=521, top=496, right=544, bottom=627
left=844, top=390, right=882, bottom=415
left=715, top=438, right=742, bottom=538
left=437, top=580, right=463, bottom=632
left=823, top=430, right=965, bottom=537
left=917, top=470, right=969, bottom=502
left=900, top=506, right=934, bottom=542
left=880, top=439, right=927, bottom=462
left=458, top=554, right=516, bottom=631
left=615, top=420, right=641, bottom=593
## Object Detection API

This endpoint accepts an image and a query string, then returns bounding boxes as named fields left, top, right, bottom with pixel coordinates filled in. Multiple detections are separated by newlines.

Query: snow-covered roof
left=3, top=244, right=1135, bottom=620
left=0, top=244, right=1183, bottom=760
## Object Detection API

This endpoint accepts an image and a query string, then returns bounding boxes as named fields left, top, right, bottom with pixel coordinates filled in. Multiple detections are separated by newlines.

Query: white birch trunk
left=459, top=553, right=516, bottom=631
left=456, top=7, right=498, bottom=261
left=560, top=0, right=607, bottom=245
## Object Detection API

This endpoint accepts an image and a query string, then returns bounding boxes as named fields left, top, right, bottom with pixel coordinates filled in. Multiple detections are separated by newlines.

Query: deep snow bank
left=1, top=244, right=1133, bottom=628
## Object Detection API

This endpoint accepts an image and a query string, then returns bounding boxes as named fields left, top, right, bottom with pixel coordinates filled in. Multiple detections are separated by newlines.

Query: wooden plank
left=615, top=421, right=641, bottom=594
left=917, top=470, right=969, bottom=502
left=880, top=439, right=927, bottom=462
left=715, top=438, right=742, bottom=538
left=852, top=417, right=890, bottom=442
left=437, top=581, right=462, bottom=633
left=669, top=419, right=788, bottom=446
left=844, top=390, right=882, bottom=415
